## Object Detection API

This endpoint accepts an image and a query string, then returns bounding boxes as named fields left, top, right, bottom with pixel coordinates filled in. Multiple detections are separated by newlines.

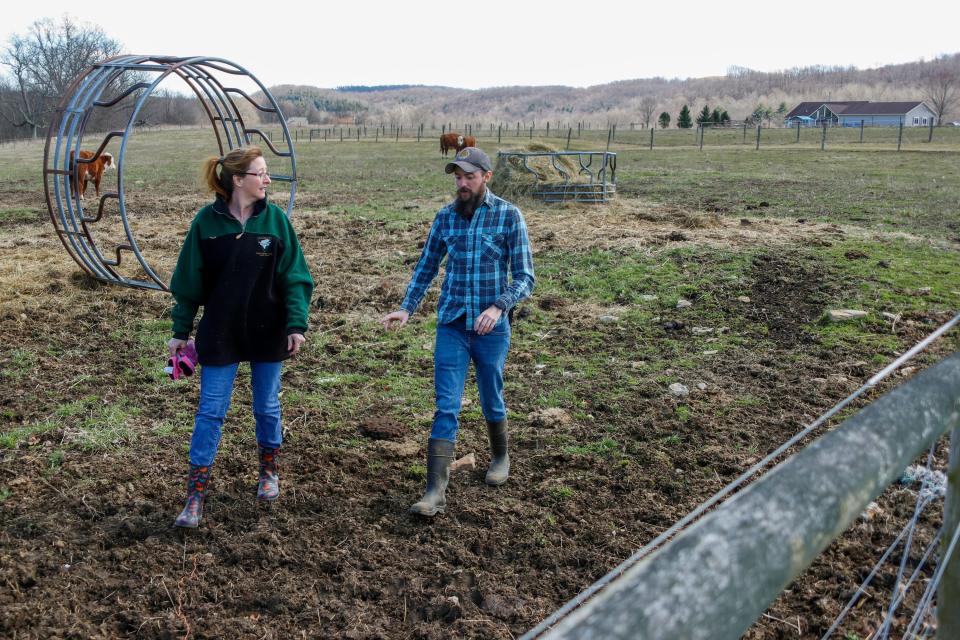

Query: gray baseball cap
left=445, top=147, right=492, bottom=174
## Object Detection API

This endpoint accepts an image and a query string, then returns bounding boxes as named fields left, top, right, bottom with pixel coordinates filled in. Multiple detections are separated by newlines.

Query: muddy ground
left=0, top=177, right=953, bottom=639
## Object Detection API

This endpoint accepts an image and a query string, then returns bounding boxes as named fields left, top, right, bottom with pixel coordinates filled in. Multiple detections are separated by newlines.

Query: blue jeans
left=431, top=316, right=511, bottom=442
left=188, top=361, right=283, bottom=466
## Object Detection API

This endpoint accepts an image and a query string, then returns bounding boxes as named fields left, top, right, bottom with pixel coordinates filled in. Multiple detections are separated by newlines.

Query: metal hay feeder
left=495, top=151, right=616, bottom=203
left=43, top=55, right=297, bottom=291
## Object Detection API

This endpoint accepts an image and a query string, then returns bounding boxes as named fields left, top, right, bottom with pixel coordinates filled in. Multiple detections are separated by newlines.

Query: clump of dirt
left=359, top=416, right=405, bottom=440
left=526, top=408, right=572, bottom=428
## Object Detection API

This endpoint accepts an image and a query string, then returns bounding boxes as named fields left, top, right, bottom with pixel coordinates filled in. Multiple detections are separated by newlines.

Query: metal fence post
left=940, top=426, right=960, bottom=640
left=649, top=127, right=654, bottom=150
left=928, top=119, right=935, bottom=143
left=898, top=120, right=904, bottom=151
left=860, top=119, right=865, bottom=143
left=566, top=127, right=572, bottom=150
left=699, top=124, right=704, bottom=151
left=821, top=123, right=827, bottom=151
left=755, top=125, right=761, bottom=150
left=498, top=124, right=502, bottom=144
left=796, top=122, right=800, bottom=143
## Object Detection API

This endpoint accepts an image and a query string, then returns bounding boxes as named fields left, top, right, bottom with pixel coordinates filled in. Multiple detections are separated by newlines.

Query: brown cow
left=457, top=135, right=476, bottom=151
left=440, top=132, right=461, bottom=157
left=70, top=149, right=114, bottom=200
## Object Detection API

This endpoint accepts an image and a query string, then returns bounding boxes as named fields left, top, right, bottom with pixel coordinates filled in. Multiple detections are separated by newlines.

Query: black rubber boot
left=257, top=446, right=280, bottom=502
left=485, top=419, right=510, bottom=486
left=409, top=438, right=455, bottom=516
left=174, top=464, right=212, bottom=528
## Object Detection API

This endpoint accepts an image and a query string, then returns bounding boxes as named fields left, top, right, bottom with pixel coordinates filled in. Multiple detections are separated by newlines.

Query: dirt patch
left=0, top=186, right=952, bottom=640
left=740, top=251, right=834, bottom=343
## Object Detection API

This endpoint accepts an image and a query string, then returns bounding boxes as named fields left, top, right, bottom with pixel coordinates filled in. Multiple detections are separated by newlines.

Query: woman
left=169, top=146, right=313, bottom=528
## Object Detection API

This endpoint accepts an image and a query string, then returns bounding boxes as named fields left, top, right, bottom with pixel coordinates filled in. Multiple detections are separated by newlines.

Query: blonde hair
left=202, top=146, right=264, bottom=200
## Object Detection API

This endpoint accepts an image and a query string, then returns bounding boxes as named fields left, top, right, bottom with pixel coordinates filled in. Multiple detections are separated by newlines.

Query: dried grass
left=490, top=142, right=589, bottom=201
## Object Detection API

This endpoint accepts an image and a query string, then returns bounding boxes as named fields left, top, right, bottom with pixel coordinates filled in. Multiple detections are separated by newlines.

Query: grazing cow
left=457, top=135, right=476, bottom=152
left=70, top=150, right=114, bottom=200
left=440, top=132, right=461, bottom=157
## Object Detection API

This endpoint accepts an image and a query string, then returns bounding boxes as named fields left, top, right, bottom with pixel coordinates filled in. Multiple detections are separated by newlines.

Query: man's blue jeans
left=431, top=316, right=511, bottom=443
left=188, top=361, right=283, bottom=466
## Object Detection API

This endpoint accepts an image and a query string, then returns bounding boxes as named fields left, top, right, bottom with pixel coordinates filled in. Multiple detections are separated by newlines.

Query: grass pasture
left=1, top=130, right=959, bottom=639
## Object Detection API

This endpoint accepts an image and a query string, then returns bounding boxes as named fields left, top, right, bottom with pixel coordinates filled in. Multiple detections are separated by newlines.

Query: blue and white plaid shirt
left=401, top=189, right=535, bottom=329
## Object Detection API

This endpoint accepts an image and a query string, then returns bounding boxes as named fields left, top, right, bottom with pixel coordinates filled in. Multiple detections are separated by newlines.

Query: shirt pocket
left=443, top=231, right=468, bottom=259
left=481, top=232, right=506, bottom=262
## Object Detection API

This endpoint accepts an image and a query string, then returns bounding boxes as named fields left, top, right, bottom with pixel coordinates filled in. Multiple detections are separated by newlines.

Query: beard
left=454, top=185, right=485, bottom=218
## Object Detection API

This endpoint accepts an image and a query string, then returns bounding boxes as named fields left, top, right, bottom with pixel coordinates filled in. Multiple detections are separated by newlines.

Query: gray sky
left=4, top=0, right=959, bottom=90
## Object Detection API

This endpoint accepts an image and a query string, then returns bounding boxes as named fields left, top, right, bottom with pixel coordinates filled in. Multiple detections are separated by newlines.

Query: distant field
left=1, top=130, right=958, bottom=639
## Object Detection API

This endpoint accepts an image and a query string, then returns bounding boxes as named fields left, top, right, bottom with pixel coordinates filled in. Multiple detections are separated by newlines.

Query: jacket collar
left=212, top=195, right=268, bottom=219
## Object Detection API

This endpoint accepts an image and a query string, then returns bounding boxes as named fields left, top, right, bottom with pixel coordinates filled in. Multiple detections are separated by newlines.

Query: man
left=380, top=147, right=535, bottom=516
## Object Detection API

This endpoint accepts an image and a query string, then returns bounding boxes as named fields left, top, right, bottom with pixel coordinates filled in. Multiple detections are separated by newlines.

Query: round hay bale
left=490, top=142, right=583, bottom=201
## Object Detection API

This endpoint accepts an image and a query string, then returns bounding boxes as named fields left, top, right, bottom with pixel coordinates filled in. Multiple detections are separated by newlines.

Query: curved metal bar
left=44, top=55, right=297, bottom=290
left=496, top=151, right=616, bottom=203
left=223, top=86, right=280, bottom=113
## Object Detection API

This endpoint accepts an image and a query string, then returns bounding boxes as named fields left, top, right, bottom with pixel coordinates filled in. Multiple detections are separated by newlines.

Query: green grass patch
left=563, top=437, right=619, bottom=456
left=0, top=207, right=39, bottom=224
left=1, top=349, right=37, bottom=381
left=0, top=420, right=60, bottom=449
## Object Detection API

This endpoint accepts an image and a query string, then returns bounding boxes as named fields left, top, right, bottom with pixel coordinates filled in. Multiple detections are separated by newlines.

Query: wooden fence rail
left=533, top=352, right=960, bottom=640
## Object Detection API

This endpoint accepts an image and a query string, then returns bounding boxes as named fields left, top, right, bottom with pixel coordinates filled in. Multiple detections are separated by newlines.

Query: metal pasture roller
left=43, top=55, right=297, bottom=291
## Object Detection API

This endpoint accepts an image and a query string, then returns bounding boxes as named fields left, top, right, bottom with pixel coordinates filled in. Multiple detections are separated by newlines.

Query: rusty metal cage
left=495, top=151, right=616, bottom=203
left=44, top=55, right=296, bottom=290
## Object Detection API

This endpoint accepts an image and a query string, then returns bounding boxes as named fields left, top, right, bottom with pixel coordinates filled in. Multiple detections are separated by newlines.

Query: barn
left=785, top=101, right=937, bottom=127
left=837, top=101, right=937, bottom=127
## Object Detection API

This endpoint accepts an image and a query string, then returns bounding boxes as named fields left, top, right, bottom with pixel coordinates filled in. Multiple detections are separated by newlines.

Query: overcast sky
left=4, top=1, right=959, bottom=90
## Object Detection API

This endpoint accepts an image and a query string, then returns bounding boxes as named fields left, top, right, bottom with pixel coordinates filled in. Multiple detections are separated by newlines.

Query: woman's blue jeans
left=431, top=316, right=511, bottom=443
left=188, top=361, right=283, bottom=466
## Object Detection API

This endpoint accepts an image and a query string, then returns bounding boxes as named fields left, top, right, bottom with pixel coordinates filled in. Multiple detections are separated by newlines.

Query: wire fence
left=8, top=120, right=960, bottom=151
left=256, top=121, right=960, bottom=152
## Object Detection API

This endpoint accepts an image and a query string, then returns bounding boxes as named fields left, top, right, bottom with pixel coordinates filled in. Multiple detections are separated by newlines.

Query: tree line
left=2, top=16, right=957, bottom=142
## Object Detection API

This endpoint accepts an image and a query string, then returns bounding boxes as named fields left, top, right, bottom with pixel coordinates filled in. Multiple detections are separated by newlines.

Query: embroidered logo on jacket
left=256, top=237, right=274, bottom=257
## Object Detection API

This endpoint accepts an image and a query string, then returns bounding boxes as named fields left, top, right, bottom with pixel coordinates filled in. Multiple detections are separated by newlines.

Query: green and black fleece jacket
left=170, top=197, right=314, bottom=366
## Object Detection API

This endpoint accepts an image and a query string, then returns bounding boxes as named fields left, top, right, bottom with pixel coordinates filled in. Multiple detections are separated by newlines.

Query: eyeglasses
left=241, top=171, right=270, bottom=181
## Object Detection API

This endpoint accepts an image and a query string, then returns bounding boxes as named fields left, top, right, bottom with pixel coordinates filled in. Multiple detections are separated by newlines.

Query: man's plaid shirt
left=401, top=189, right=535, bottom=329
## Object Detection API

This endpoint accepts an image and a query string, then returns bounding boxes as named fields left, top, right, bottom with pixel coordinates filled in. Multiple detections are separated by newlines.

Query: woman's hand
left=287, top=333, right=306, bottom=356
left=168, top=337, right=187, bottom=357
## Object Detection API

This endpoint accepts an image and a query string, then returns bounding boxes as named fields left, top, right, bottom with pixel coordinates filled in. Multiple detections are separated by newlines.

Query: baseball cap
left=445, top=147, right=492, bottom=174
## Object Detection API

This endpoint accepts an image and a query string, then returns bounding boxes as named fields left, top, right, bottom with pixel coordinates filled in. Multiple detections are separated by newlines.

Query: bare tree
left=0, top=15, right=121, bottom=138
left=920, top=58, right=959, bottom=124
left=639, top=95, right=657, bottom=129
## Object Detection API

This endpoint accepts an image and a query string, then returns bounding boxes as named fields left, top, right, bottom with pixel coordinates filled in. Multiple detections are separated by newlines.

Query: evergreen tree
left=658, top=111, right=671, bottom=129
left=711, top=107, right=723, bottom=124
left=678, top=105, right=693, bottom=129
left=696, top=104, right=711, bottom=124
left=721, top=110, right=731, bottom=125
